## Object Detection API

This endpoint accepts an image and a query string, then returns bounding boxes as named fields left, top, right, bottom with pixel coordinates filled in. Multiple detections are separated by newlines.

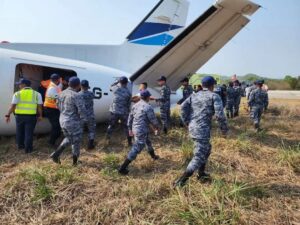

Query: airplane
left=0, top=0, right=260, bottom=135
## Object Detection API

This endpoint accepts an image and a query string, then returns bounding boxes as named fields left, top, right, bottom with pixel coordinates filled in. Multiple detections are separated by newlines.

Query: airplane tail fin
left=126, top=0, right=189, bottom=46
left=117, top=0, right=189, bottom=73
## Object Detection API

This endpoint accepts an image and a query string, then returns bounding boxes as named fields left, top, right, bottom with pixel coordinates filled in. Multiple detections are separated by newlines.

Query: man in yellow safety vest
left=44, top=74, right=62, bottom=146
left=6, top=78, right=43, bottom=153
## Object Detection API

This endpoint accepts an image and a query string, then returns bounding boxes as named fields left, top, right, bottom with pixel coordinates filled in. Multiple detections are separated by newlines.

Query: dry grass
left=0, top=99, right=299, bottom=225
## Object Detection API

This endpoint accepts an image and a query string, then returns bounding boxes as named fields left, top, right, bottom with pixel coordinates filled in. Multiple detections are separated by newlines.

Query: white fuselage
left=0, top=48, right=180, bottom=135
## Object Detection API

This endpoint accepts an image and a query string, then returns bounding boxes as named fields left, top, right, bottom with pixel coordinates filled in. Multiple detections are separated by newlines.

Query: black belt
left=15, top=114, right=37, bottom=116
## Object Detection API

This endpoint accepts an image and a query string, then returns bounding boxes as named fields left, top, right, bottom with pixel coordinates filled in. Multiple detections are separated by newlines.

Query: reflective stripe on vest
left=15, top=89, right=38, bottom=115
left=44, top=82, right=61, bottom=109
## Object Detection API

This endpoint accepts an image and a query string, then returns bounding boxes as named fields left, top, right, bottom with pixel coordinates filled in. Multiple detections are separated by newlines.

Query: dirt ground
left=0, top=99, right=299, bottom=225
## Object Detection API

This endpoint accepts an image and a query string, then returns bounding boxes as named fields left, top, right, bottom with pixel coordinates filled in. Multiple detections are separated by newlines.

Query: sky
left=0, top=0, right=299, bottom=79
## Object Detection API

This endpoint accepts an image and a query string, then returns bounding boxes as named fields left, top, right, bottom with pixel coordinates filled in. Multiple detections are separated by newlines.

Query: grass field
left=0, top=99, right=299, bottom=225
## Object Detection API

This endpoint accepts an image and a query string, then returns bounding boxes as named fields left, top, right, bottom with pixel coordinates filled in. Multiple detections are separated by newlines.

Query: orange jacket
left=44, top=82, right=62, bottom=109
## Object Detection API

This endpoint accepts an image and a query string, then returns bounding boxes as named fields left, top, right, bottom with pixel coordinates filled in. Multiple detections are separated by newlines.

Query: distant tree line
left=284, top=76, right=300, bottom=90
left=189, top=74, right=300, bottom=90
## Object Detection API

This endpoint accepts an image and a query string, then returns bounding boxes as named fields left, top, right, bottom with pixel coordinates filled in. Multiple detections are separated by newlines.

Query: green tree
left=296, top=76, right=300, bottom=90
left=284, top=75, right=299, bottom=90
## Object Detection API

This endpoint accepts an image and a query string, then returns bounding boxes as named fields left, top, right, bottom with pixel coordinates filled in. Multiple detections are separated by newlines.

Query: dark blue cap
left=50, top=73, right=60, bottom=81
left=64, top=76, right=70, bottom=82
left=256, top=80, right=263, bottom=85
left=140, top=90, right=151, bottom=98
left=81, top=79, right=90, bottom=88
left=202, top=76, right=216, bottom=87
left=69, top=76, right=80, bottom=87
left=119, top=76, right=128, bottom=83
left=181, top=77, right=189, bottom=83
left=157, top=76, right=167, bottom=81
left=16, top=78, right=31, bottom=86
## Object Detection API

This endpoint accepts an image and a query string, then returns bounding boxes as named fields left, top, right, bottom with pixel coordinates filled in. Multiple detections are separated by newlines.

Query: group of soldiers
left=225, top=80, right=244, bottom=118
left=6, top=73, right=268, bottom=187
left=225, top=79, right=269, bottom=131
left=50, top=77, right=96, bottom=165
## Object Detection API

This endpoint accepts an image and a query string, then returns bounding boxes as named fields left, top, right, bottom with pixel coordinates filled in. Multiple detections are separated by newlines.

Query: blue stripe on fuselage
left=127, top=22, right=183, bottom=41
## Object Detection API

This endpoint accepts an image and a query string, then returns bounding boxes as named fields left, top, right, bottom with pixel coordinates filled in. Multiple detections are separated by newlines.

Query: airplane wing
left=130, top=0, right=260, bottom=90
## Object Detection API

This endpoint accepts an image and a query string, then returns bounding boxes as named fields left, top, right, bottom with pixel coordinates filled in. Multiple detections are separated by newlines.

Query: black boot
left=149, top=151, right=160, bottom=160
left=226, top=112, right=230, bottom=119
left=163, top=127, right=168, bottom=134
left=254, top=123, right=261, bottom=131
left=127, top=137, right=133, bottom=147
left=173, top=171, right=193, bottom=188
left=105, top=134, right=111, bottom=145
left=88, top=139, right=95, bottom=150
left=118, top=159, right=132, bottom=175
left=197, top=164, right=211, bottom=182
left=179, top=121, right=184, bottom=127
left=50, top=146, right=64, bottom=164
left=72, top=155, right=78, bottom=166
left=255, top=123, right=262, bottom=132
left=25, top=148, right=33, bottom=154
left=50, top=152, right=59, bottom=164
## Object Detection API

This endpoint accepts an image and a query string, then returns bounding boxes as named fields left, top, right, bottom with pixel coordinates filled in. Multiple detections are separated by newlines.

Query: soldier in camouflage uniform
left=132, top=82, right=148, bottom=103
left=177, top=77, right=194, bottom=105
left=174, top=76, right=228, bottom=187
left=79, top=80, right=96, bottom=149
left=248, top=80, right=269, bottom=131
left=214, top=82, right=227, bottom=108
left=155, top=76, right=171, bottom=134
left=50, top=77, right=88, bottom=166
left=247, top=81, right=257, bottom=100
left=106, top=76, right=132, bottom=146
left=233, top=80, right=243, bottom=117
left=226, top=82, right=236, bottom=118
left=118, top=90, right=160, bottom=175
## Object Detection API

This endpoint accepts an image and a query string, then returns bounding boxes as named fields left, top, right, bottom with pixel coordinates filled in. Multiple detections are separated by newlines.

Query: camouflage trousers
left=226, top=101, right=234, bottom=117
left=107, top=113, right=129, bottom=137
left=186, top=138, right=212, bottom=173
left=82, top=116, right=96, bottom=140
left=233, top=99, right=241, bottom=116
left=127, top=134, right=155, bottom=161
left=59, top=126, right=82, bottom=157
left=160, top=104, right=171, bottom=128
left=250, top=106, right=263, bottom=125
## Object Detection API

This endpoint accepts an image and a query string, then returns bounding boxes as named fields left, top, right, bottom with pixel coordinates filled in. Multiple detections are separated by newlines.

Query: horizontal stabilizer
left=130, top=0, right=260, bottom=90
